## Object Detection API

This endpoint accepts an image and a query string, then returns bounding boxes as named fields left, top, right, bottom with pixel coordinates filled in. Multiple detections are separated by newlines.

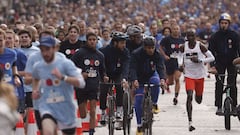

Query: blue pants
left=134, top=72, right=160, bottom=125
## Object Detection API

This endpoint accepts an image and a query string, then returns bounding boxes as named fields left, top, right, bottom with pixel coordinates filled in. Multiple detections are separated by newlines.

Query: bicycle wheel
left=143, top=97, right=153, bottom=135
left=123, top=91, right=131, bottom=135
left=108, top=98, right=115, bottom=135
left=237, top=105, right=240, bottom=121
left=148, top=100, right=153, bottom=135
left=224, top=98, right=231, bottom=130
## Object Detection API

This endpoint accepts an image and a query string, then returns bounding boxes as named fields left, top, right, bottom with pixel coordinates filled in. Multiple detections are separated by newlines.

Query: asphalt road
left=92, top=75, right=240, bottom=135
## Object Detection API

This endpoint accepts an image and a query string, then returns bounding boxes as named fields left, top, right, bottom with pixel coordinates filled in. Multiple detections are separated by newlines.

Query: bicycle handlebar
left=139, top=83, right=162, bottom=87
left=214, top=74, right=236, bottom=87
left=99, top=82, right=121, bottom=86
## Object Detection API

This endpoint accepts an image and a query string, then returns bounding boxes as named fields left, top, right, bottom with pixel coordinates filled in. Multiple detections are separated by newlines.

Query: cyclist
left=129, top=36, right=165, bottom=135
left=208, top=13, right=240, bottom=115
left=159, top=24, right=185, bottom=105
left=126, top=25, right=143, bottom=53
left=32, top=36, right=86, bottom=135
left=71, top=32, right=109, bottom=135
left=179, top=29, right=215, bottom=131
left=99, top=31, right=130, bottom=124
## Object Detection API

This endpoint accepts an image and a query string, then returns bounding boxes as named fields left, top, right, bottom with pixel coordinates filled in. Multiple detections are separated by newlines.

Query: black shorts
left=165, top=58, right=179, bottom=75
left=41, top=114, right=76, bottom=134
left=75, top=88, right=98, bottom=105
left=25, top=92, right=33, bottom=107
left=17, top=98, right=25, bottom=114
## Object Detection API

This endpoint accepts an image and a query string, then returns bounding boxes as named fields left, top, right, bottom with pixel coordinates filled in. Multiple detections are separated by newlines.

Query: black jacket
left=71, top=45, right=106, bottom=90
left=126, top=39, right=143, bottom=54
left=129, top=46, right=165, bottom=83
left=99, top=44, right=130, bottom=80
left=209, top=29, right=240, bottom=66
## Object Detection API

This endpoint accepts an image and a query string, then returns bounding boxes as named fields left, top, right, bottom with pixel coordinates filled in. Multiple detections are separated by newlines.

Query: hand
left=14, top=77, right=21, bottom=87
left=32, top=90, right=40, bottom=99
left=82, top=72, right=88, bottom=79
left=51, top=68, right=62, bottom=80
left=164, top=55, right=170, bottom=61
left=103, top=76, right=109, bottom=83
left=190, top=56, right=201, bottom=63
left=208, top=66, right=217, bottom=74
left=179, top=65, right=184, bottom=72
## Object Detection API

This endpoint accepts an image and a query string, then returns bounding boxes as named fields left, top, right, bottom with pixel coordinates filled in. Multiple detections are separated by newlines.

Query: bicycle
left=211, top=73, right=239, bottom=130
left=140, top=83, right=160, bottom=135
left=122, top=85, right=133, bottom=135
left=100, top=82, right=121, bottom=135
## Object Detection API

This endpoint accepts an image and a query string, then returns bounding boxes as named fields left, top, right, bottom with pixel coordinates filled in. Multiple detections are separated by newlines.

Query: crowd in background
left=0, top=0, right=240, bottom=36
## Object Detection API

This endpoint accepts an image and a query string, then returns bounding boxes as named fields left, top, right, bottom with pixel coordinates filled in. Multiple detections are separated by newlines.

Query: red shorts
left=185, top=77, right=204, bottom=96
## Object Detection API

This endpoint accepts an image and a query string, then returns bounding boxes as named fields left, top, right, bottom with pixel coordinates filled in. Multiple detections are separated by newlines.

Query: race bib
left=46, top=90, right=65, bottom=103
left=88, top=68, right=97, bottom=78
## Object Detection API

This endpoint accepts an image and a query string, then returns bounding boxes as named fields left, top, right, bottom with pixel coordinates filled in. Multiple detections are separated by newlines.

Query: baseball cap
left=39, top=36, right=56, bottom=47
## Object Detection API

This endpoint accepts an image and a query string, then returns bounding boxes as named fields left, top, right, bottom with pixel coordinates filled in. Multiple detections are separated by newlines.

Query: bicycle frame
left=100, top=82, right=121, bottom=135
left=122, top=86, right=132, bottom=135
left=216, top=74, right=235, bottom=130
left=141, top=83, right=160, bottom=135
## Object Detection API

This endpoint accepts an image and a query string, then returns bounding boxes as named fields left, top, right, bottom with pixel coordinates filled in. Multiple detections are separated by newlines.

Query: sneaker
left=173, top=97, right=178, bottom=105
left=152, top=104, right=160, bottom=114
left=100, top=113, right=106, bottom=125
left=216, top=108, right=223, bottom=115
left=189, top=125, right=196, bottom=131
left=136, top=126, right=143, bottom=135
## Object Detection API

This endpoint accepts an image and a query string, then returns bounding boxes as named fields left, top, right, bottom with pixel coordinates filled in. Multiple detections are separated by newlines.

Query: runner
left=159, top=24, right=185, bottom=105
left=5, top=29, right=27, bottom=115
left=24, top=29, right=65, bottom=134
left=18, top=29, right=40, bottom=132
left=59, top=24, right=85, bottom=59
left=179, top=29, right=215, bottom=131
left=71, top=32, right=109, bottom=135
left=0, top=29, right=21, bottom=95
left=32, top=36, right=85, bottom=135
